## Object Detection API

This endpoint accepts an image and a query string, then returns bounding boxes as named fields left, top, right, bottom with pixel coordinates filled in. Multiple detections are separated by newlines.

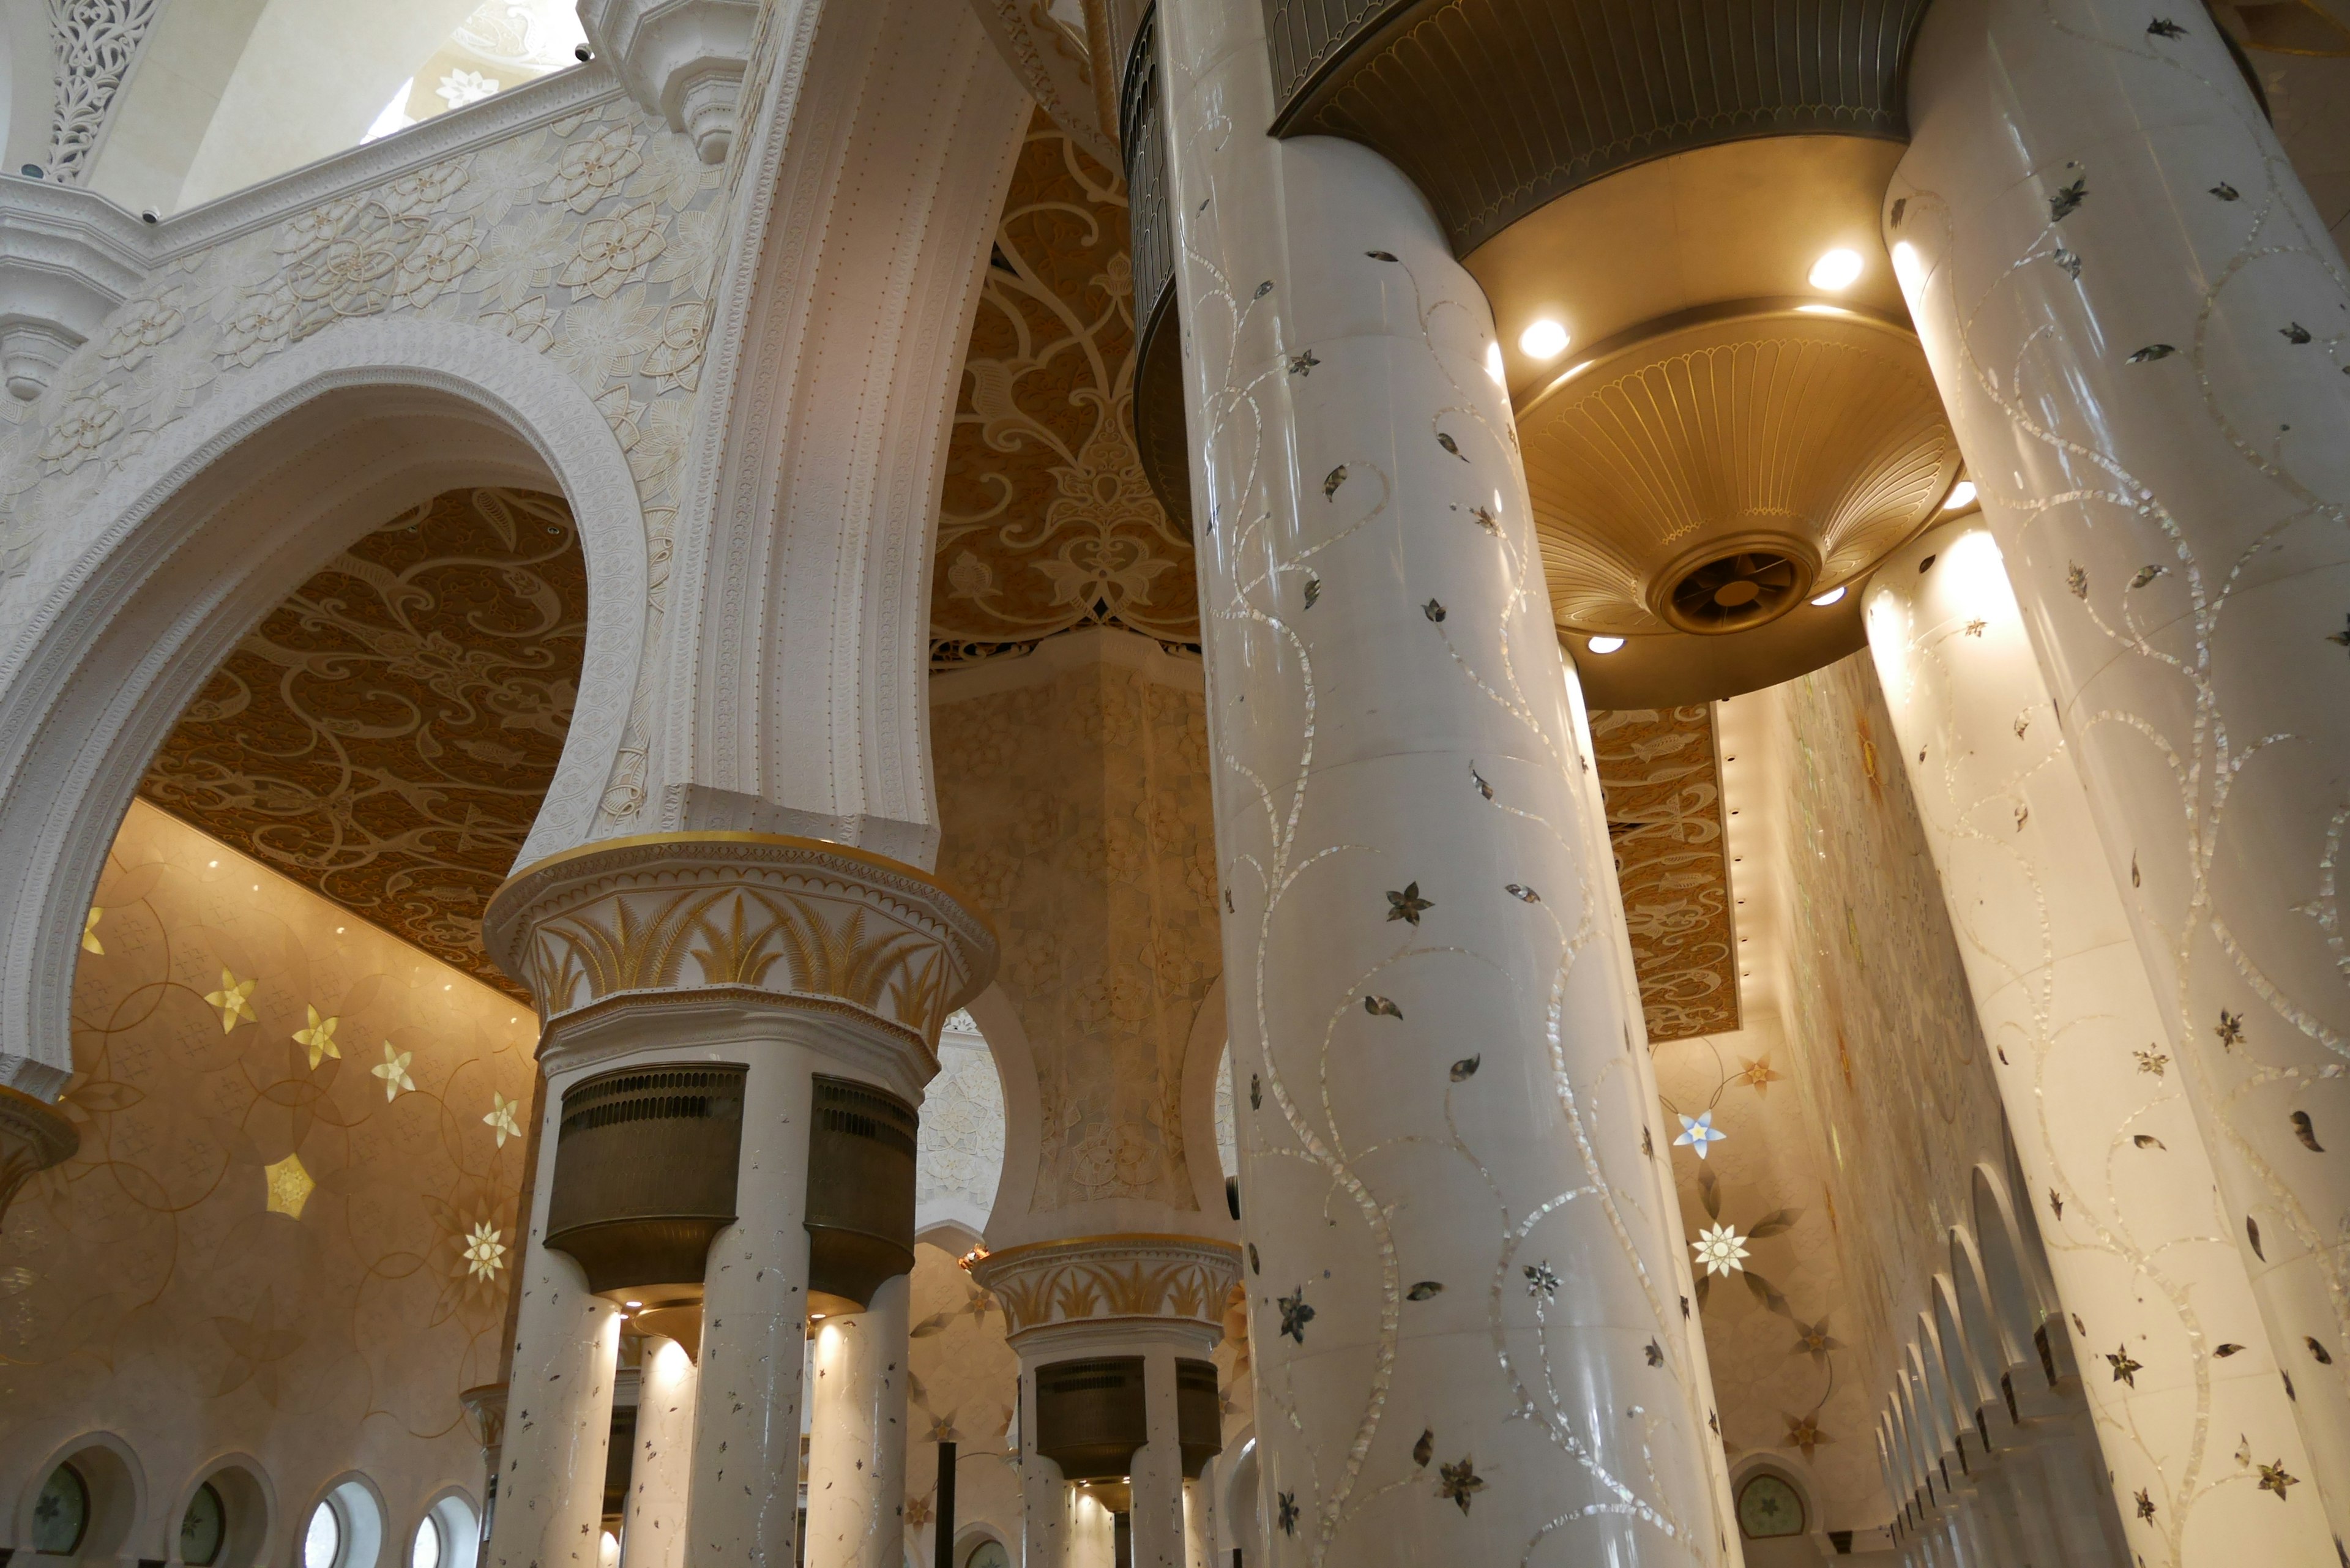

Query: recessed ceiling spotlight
left=1944, top=479, right=1979, bottom=510
left=1809, top=248, right=1865, bottom=291
left=1519, top=318, right=1569, bottom=360
left=1586, top=635, right=1625, bottom=654
left=1810, top=585, right=1848, bottom=606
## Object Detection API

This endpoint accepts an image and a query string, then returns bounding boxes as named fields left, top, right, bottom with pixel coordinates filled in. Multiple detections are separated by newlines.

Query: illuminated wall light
left=1796, top=303, right=1850, bottom=316
left=1943, top=479, right=1979, bottom=510
left=1810, top=585, right=1847, bottom=607
left=1586, top=635, right=1625, bottom=654
left=1808, top=247, right=1865, bottom=291
left=1518, top=318, right=1569, bottom=360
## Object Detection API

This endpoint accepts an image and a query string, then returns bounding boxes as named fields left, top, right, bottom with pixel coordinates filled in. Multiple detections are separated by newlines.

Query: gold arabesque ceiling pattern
left=1588, top=705, right=1739, bottom=1043
left=930, top=113, right=1198, bottom=665
left=140, top=488, right=586, bottom=997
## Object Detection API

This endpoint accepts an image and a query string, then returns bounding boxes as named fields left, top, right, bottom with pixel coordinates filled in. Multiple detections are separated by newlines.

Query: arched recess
left=1948, top=1226, right=2025, bottom=1378
left=1968, top=1164, right=2053, bottom=1363
left=1177, top=974, right=1236, bottom=1219
left=167, top=1453, right=277, bottom=1568
left=1930, top=1273, right=1995, bottom=1419
left=646, top=0, right=1030, bottom=865
left=13, top=1430, right=148, bottom=1562
left=1726, top=1455, right=1819, bottom=1558
left=0, top=318, right=646, bottom=1095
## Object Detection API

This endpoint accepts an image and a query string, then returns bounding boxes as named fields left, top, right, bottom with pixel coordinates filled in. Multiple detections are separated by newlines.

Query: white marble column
left=805, top=1272, right=912, bottom=1568
left=1157, top=0, right=1720, bottom=1559
left=1129, top=1347, right=1187, bottom=1568
left=1866, top=518, right=2329, bottom=1564
left=621, top=1334, right=698, bottom=1568
left=687, top=1046, right=817, bottom=1568
left=488, top=1081, right=624, bottom=1568
left=1890, top=0, right=2350, bottom=1539
left=1017, top=1358, right=1074, bottom=1568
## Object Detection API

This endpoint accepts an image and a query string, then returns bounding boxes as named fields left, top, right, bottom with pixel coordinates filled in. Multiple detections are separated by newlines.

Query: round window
left=181, top=1480, right=228, bottom=1567
left=304, top=1499, right=343, bottom=1568
left=411, top=1514, right=443, bottom=1568
left=32, top=1462, right=90, bottom=1556
left=963, top=1542, right=1012, bottom=1568
left=1737, top=1472, right=1807, bottom=1539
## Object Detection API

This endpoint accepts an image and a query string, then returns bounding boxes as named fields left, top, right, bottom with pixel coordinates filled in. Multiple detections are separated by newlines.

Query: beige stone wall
left=0, top=799, right=533, bottom=1557
left=932, top=632, right=1220, bottom=1215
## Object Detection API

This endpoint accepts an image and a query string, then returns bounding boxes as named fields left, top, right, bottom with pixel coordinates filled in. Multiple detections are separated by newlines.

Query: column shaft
left=805, top=1272, right=912, bottom=1568
left=489, top=1080, right=624, bottom=1568
left=1128, top=1348, right=1185, bottom=1568
left=1866, top=519, right=2327, bottom=1564
left=1890, top=0, right=2350, bottom=1537
left=1156, top=0, right=1720, bottom=1557
left=1018, top=1357, right=1072, bottom=1568
left=688, top=1048, right=815, bottom=1568
left=621, top=1335, right=698, bottom=1568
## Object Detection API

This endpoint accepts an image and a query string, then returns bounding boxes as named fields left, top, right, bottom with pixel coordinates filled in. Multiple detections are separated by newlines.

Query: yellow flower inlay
left=373, top=1042, right=415, bottom=1101
left=463, top=1221, right=507, bottom=1280
left=203, top=969, right=258, bottom=1033
left=483, top=1091, right=521, bottom=1148
left=81, top=907, right=104, bottom=955
left=293, top=1005, right=340, bottom=1067
left=263, top=1152, right=313, bottom=1219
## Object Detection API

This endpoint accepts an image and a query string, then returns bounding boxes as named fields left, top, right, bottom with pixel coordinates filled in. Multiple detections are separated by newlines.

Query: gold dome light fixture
left=1518, top=297, right=1958, bottom=703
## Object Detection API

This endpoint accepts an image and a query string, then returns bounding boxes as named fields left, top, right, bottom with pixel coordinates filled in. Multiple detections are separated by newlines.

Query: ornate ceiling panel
left=1589, top=703, right=1739, bottom=1042
left=140, top=487, right=585, bottom=998
left=931, top=114, right=1198, bottom=666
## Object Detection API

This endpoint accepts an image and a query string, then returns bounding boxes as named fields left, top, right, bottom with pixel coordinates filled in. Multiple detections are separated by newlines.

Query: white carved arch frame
left=0, top=318, right=647, bottom=1094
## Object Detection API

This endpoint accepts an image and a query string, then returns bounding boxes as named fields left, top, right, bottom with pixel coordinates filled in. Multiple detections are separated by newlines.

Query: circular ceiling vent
left=1662, top=546, right=1813, bottom=634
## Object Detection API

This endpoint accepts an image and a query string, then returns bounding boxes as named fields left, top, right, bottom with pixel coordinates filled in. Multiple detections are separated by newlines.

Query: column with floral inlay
left=1151, top=0, right=1728, bottom=1561
left=1866, top=517, right=2329, bottom=1562
left=1890, top=0, right=2350, bottom=1541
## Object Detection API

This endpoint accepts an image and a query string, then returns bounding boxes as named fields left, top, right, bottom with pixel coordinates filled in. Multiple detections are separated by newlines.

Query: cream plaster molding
left=971, top=1233, right=1240, bottom=1346
left=928, top=623, right=1205, bottom=706
left=962, top=0, right=1117, bottom=168
left=0, top=172, right=147, bottom=398
left=483, top=831, right=1000, bottom=1054
left=647, top=0, right=1028, bottom=872
left=580, top=0, right=758, bottom=164
left=0, top=319, right=649, bottom=1094
left=0, top=1081, right=76, bottom=1230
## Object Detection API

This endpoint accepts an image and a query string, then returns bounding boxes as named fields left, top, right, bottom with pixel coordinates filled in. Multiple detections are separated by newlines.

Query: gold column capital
left=971, top=1233, right=1242, bottom=1346
left=483, top=832, right=998, bottom=1046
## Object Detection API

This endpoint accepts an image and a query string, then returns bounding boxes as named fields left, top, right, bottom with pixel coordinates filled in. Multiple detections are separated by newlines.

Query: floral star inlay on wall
left=263, top=1152, right=313, bottom=1219
left=462, top=1222, right=507, bottom=1280
left=373, top=1043, right=416, bottom=1101
left=483, top=1091, right=522, bottom=1147
left=1693, top=1223, right=1750, bottom=1277
left=293, top=1006, right=340, bottom=1068
left=1674, top=1110, right=1728, bottom=1158
left=204, top=969, right=258, bottom=1032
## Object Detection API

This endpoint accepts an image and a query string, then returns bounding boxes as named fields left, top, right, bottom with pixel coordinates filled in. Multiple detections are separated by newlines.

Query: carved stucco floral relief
left=0, top=94, right=726, bottom=830
left=932, top=658, right=1218, bottom=1210
left=930, top=116, right=1198, bottom=666
left=140, top=487, right=584, bottom=998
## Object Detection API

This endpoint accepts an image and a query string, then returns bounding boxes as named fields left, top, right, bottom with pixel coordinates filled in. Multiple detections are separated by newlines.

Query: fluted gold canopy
left=1522, top=302, right=1961, bottom=643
